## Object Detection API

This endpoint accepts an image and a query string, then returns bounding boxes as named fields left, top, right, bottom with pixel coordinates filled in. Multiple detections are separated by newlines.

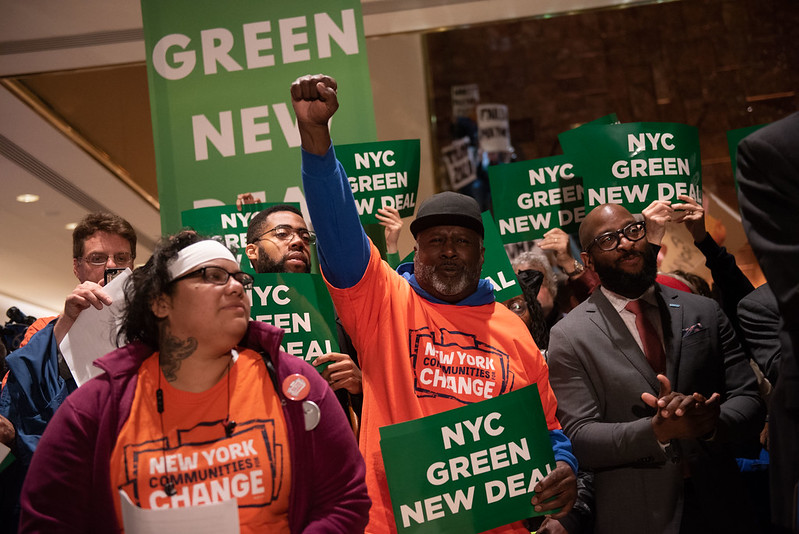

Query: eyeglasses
left=585, top=221, right=647, bottom=252
left=506, top=297, right=528, bottom=316
left=252, top=225, right=316, bottom=245
left=172, top=266, right=254, bottom=289
left=77, top=252, right=134, bottom=266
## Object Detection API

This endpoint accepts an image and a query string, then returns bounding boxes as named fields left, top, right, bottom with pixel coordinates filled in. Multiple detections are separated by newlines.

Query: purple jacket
left=19, top=321, right=370, bottom=533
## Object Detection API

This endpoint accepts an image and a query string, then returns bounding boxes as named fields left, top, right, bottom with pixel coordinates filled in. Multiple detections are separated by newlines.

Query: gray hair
left=511, top=250, right=557, bottom=299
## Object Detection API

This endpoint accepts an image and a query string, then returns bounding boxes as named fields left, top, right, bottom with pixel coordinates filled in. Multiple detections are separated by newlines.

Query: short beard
left=253, top=254, right=309, bottom=274
left=594, top=245, right=658, bottom=299
left=415, top=261, right=481, bottom=299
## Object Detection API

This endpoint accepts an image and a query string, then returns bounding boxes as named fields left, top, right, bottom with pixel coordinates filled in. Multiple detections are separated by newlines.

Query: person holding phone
left=0, top=212, right=136, bottom=533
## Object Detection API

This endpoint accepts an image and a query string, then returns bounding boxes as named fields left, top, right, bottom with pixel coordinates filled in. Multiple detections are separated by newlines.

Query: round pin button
left=303, top=400, right=321, bottom=431
left=282, top=374, right=311, bottom=401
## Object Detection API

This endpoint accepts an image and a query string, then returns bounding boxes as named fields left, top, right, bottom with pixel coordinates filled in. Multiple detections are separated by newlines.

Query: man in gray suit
left=547, top=203, right=765, bottom=533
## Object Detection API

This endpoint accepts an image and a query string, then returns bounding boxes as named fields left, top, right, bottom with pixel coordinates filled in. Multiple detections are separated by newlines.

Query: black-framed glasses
left=77, top=252, right=134, bottom=266
left=585, top=221, right=647, bottom=252
left=172, top=266, right=254, bottom=289
left=252, top=225, right=316, bottom=245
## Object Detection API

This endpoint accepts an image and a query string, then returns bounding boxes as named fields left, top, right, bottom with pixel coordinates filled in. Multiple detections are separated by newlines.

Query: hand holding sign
left=538, top=229, right=578, bottom=275
left=376, top=207, right=404, bottom=255
left=313, top=352, right=363, bottom=394
left=671, top=195, right=707, bottom=242
left=0, top=414, right=14, bottom=446
left=236, top=192, right=260, bottom=211
left=530, top=460, right=577, bottom=518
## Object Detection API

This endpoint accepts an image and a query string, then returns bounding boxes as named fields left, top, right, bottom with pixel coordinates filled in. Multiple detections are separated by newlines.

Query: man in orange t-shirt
left=292, top=74, right=578, bottom=534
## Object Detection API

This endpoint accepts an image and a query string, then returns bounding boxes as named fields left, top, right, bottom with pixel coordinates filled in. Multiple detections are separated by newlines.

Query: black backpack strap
left=259, top=349, right=284, bottom=401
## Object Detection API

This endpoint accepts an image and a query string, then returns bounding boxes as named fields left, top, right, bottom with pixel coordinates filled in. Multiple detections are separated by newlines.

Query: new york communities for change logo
left=409, top=328, right=516, bottom=404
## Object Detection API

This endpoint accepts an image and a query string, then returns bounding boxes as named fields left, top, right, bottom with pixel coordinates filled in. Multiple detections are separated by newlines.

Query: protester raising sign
left=334, top=139, right=421, bottom=225
left=559, top=122, right=702, bottom=215
left=380, top=384, right=557, bottom=534
left=250, top=273, right=339, bottom=364
left=488, top=155, right=584, bottom=243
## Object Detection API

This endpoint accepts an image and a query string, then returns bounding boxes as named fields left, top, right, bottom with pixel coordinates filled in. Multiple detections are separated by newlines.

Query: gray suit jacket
left=548, top=283, right=764, bottom=534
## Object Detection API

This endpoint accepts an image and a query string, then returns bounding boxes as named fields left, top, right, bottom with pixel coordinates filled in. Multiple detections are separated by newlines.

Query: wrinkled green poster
left=380, top=384, right=556, bottom=534
left=141, top=0, right=377, bottom=233
left=559, top=122, right=702, bottom=215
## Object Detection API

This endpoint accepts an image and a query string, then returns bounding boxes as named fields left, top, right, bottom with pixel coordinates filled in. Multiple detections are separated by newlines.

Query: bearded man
left=244, top=203, right=363, bottom=414
left=292, top=73, right=578, bottom=534
left=547, top=203, right=765, bottom=534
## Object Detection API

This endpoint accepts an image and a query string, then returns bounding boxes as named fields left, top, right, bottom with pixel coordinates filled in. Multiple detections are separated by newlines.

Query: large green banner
left=141, top=0, right=377, bottom=233
left=479, top=212, right=521, bottom=304
left=181, top=203, right=278, bottom=274
left=488, top=155, right=584, bottom=243
left=334, top=140, right=421, bottom=225
left=558, top=122, right=702, bottom=215
left=250, top=273, right=339, bottom=362
left=380, top=384, right=556, bottom=534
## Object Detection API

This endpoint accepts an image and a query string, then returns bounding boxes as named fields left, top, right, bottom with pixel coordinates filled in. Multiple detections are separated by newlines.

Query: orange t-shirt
left=326, top=244, right=561, bottom=534
left=110, top=349, right=291, bottom=534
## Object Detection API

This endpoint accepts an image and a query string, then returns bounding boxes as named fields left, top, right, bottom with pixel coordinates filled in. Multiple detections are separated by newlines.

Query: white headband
left=168, top=240, right=237, bottom=281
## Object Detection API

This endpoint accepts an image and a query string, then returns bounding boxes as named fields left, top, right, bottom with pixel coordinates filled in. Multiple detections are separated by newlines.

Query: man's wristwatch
left=563, top=259, right=585, bottom=277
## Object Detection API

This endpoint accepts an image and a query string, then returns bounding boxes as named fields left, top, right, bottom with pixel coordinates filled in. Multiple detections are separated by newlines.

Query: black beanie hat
left=410, top=192, right=484, bottom=238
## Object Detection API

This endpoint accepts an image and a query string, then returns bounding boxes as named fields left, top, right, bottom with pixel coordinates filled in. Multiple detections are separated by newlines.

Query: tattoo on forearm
left=159, top=324, right=197, bottom=382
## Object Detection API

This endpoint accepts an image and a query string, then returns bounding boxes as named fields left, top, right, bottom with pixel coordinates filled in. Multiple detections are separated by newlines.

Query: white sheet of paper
left=59, top=269, right=130, bottom=387
left=119, top=490, right=240, bottom=534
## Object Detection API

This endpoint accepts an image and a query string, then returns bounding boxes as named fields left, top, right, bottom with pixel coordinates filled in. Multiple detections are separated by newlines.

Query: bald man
left=547, top=203, right=764, bottom=534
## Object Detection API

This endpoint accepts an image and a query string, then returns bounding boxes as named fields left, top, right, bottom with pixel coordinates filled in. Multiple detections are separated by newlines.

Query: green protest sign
left=559, top=122, right=702, bottom=215
left=380, top=384, right=556, bottom=534
left=488, top=155, right=584, bottom=243
left=249, top=273, right=339, bottom=362
left=141, top=0, right=377, bottom=233
left=479, top=212, right=521, bottom=303
left=334, top=140, right=421, bottom=224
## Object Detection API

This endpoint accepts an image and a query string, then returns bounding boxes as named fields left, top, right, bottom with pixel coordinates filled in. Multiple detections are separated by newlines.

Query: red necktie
left=625, top=299, right=666, bottom=374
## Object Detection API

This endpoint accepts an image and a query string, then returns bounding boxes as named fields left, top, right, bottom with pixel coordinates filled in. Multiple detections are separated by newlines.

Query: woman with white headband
left=19, top=231, right=370, bottom=533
